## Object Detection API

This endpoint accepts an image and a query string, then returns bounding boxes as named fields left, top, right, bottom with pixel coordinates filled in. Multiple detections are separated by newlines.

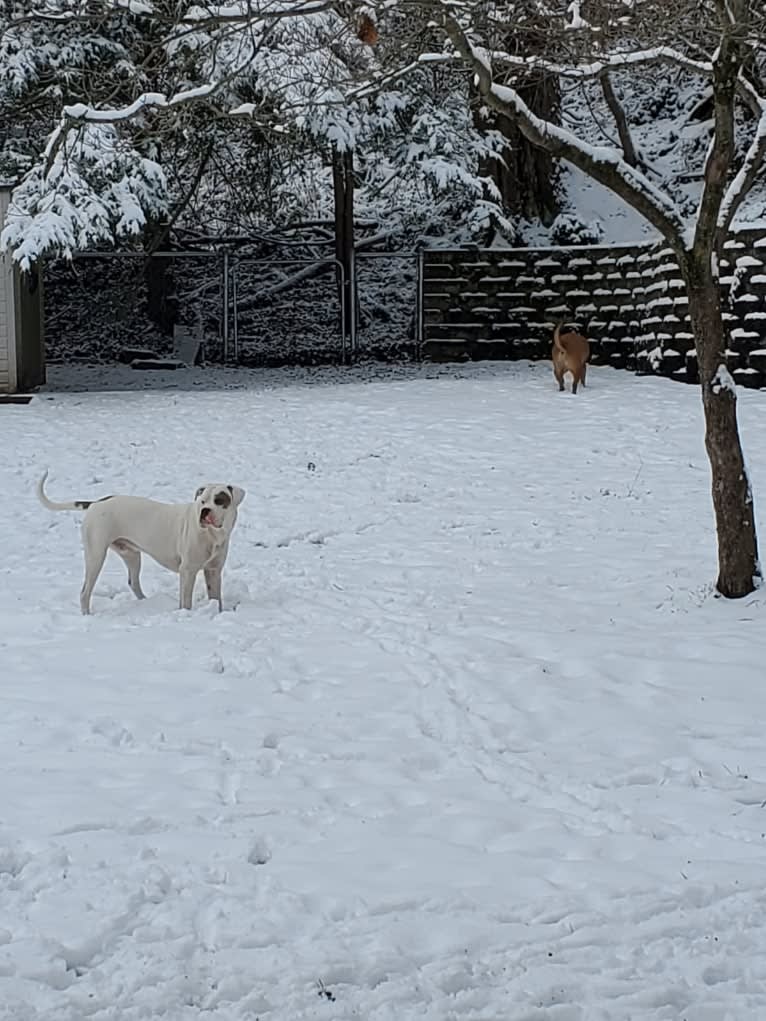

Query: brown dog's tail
left=554, top=322, right=587, bottom=352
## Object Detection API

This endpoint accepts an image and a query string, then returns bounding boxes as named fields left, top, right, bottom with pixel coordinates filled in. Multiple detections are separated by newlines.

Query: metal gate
left=353, top=250, right=422, bottom=361
left=45, top=247, right=426, bottom=367
left=228, top=256, right=348, bottom=366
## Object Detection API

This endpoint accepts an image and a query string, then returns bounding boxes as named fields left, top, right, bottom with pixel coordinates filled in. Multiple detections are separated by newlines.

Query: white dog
left=37, top=471, right=245, bottom=615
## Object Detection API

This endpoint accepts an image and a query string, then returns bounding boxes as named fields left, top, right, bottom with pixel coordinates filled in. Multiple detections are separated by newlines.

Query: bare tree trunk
left=478, top=19, right=560, bottom=229
left=487, top=96, right=560, bottom=225
left=143, top=230, right=177, bottom=336
left=682, top=252, right=760, bottom=597
left=680, top=9, right=761, bottom=598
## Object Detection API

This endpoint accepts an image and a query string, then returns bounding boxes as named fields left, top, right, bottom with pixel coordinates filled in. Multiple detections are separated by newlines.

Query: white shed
left=0, top=185, right=45, bottom=396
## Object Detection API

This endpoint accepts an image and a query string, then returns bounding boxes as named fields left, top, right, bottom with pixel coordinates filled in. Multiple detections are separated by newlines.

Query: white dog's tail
left=37, top=470, right=97, bottom=511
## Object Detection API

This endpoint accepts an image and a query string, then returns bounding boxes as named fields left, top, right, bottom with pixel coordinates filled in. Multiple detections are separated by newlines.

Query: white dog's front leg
left=179, top=566, right=198, bottom=610
left=204, top=566, right=223, bottom=612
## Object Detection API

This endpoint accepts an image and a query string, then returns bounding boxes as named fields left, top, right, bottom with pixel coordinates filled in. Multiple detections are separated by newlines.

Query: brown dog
left=552, top=322, right=590, bottom=394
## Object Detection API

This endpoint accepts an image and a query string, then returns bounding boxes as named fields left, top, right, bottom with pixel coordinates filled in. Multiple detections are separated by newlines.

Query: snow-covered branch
left=717, top=99, right=766, bottom=241
left=489, top=45, right=712, bottom=81
left=63, top=85, right=220, bottom=124
left=20, top=0, right=333, bottom=21
left=40, top=83, right=227, bottom=185
left=736, top=73, right=764, bottom=118
left=419, top=38, right=761, bottom=119
left=180, top=0, right=335, bottom=26
left=20, top=0, right=152, bottom=19
left=349, top=60, right=422, bottom=101
left=418, top=45, right=712, bottom=81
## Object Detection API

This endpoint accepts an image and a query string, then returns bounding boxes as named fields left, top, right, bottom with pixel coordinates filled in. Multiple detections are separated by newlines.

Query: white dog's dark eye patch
left=214, top=491, right=232, bottom=509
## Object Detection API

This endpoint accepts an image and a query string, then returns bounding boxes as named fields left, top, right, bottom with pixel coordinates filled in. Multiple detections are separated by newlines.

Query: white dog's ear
left=194, top=486, right=205, bottom=500
left=227, top=485, right=245, bottom=507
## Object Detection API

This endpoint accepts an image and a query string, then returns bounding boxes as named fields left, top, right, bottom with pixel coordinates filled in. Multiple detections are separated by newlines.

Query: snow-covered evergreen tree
left=0, top=0, right=513, bottom=261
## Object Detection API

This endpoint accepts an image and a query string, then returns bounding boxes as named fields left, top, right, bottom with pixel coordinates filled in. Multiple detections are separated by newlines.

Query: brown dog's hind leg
left=571, top=364, right=586, bottom=394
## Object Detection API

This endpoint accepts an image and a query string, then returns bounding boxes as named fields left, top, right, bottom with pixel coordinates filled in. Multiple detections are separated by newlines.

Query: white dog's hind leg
left=80, top=544, right=108, bottom=615
left=204, top=565, right=223, bottom=612
left=179, top=566, right=197, bottom=611
left=112, top=541, right=146, bottom=601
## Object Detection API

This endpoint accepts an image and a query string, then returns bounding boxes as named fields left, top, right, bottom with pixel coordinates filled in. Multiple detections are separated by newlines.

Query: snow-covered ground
left=4, top=360, right=766, bottom=1020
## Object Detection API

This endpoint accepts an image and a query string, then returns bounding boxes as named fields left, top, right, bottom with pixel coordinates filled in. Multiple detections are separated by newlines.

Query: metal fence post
left=222, top=250, right=230, bottom=364
left=349, top=246, right=357, bottom=362
left=232, top=259, right=239, bottom=364
left=416, top=248, right=425, bottom=361
left=336, top=259, right=347, bottom=366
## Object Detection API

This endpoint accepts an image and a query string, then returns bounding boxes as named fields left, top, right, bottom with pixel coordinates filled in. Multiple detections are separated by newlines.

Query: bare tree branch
left=146, top=139, right=216, bottom=255
left=599, top=71, right=638, bottom=167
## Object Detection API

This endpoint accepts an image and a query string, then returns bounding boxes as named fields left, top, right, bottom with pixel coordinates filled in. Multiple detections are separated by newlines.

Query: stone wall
left=635, top=230, right=766, bottom=388
left=422, top=230, right=766, bottom=386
